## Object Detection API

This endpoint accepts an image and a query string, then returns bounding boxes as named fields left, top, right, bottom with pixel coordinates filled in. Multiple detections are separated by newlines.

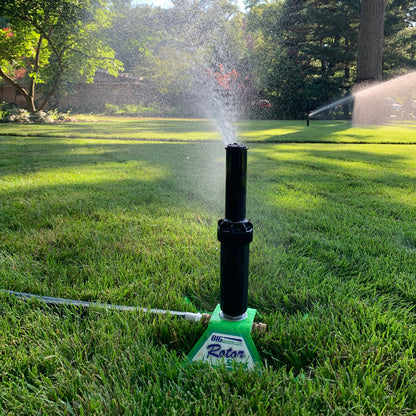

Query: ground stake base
left=188, top=305, right=262, bottom=371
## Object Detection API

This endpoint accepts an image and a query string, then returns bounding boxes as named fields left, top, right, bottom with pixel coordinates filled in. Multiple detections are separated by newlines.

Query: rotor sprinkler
left=188, top=142, right=262, bottom=371
left=218, top=143, right=253, bottom=320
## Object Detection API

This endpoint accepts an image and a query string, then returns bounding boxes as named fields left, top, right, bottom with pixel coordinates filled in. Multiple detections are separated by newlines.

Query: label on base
left=188, top=305, right=262, bottom=371
left=191, top=332, right=255, bottom=370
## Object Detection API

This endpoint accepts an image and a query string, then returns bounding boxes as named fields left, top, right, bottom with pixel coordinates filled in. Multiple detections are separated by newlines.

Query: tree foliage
left=246, top=0, right=360, bottom=118
left=383, top=0, right=416, bottom=75
left=0, top=0, right=123, bottom=113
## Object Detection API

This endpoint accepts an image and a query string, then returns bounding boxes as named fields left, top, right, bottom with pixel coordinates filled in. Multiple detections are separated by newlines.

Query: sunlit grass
left=239, top=119, right=416, bottom=143
left=0, top=137, right=225, bottom=309
left=1, top=116, right=416, bottom=144
left=240, top=126, right=303, bottom=140
left=1, top=121, right=416, bottom=414
left=0, top=117, right=222, bottom=141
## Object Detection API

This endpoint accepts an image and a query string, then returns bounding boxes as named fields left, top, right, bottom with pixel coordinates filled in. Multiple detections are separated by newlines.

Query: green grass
left=239, top=119, right=416, bottom=143
left=2, top=116, right=416, bottom=143
left=0, top=116, right=223, bottom=141
left=1, top=118, right=416, bottom=414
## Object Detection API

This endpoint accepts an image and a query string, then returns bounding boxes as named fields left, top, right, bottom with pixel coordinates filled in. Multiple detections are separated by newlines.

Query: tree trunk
left=0, top=67, right=37, bottom=113
left=25, top=95, right=37, bottom=114
left=356, top=0, right=388, bottom=83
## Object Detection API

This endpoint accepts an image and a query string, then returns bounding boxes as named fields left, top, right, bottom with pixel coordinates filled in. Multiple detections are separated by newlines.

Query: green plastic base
left=188, top=305, right=262, bottom=371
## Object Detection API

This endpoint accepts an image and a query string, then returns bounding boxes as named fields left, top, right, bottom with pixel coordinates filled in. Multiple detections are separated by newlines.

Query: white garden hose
left=3, top=289, right=266, bottom=331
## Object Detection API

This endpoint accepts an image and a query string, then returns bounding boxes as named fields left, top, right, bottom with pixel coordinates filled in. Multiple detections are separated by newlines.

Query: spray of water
left=309, top=71, right=416, bottom=125
left=352, top=72, right=416, bottom=125
left=308, top=95, right=353, bottom=120
left=161, top=4, right=250, bottom=145
left=192, top=65, right=243, bottom=144
left=149, top=5, right=248, bottom=205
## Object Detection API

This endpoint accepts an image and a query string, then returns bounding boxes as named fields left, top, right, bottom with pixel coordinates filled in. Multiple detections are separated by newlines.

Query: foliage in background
left=101, top=0, right=416, bottom=119
left=0, top=0, right=123, bottom=113
left=105, top=0, right=245, bottom=98
left=1, top=0, right=415, bottom=119
left=383, top=0, right=416, bottom=75
left=103, top=102, right=183, bottom=117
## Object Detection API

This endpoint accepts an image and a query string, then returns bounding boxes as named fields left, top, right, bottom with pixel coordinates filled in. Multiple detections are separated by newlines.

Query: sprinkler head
left=218, top=143, right=253, bottom=319
left=188, top=142, right=263, bottom=371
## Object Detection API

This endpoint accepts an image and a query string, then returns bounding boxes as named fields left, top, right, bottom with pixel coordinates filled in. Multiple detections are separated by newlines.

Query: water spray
left=188, top=143, right=263, bottom=371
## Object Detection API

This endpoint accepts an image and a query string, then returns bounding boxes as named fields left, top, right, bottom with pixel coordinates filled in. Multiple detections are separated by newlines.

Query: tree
left=356, top=0, right=388, bottom=83
left=147, top=0, right=245, bottom=94
left=0, top=0, right=123, bottom=113
left=246, top=0, right=359, bottom=118
left=383, top=0, right=416, bottom=75
left=105, top=1, right=161, bottom=74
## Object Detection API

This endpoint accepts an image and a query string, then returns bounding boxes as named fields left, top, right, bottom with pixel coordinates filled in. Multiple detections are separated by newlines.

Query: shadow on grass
left=0, top=137, right=225, bottom=175
left=240, top=120, right=416, bottom=144
left=244, top=143, right=416, bottom=371
left=239, top=120, right=355, bottom=143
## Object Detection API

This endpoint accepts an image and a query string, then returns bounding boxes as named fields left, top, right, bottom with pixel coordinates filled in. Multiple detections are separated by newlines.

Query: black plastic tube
left=225, top=143, right=247, bottom=221
left=217, top=143, right=253, bottom=319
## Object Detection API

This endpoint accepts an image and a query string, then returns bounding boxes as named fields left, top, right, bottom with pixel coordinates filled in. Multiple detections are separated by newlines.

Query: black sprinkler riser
left=218, top=143, right=253, bottom=319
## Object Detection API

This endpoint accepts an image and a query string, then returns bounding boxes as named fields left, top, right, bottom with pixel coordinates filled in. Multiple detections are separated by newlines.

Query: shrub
left=0, top=103, right=71, bottom=123
left=0, top=102, right=29, bottom=123
left=4, top=107, right=31, bottom=123
left=30, top=111, right=55, bottom=123
left=132, top=104, right=160, bottom=116
left=104, top=103, right=119, bottom=115
left=104, top=102, right=164, bottom=117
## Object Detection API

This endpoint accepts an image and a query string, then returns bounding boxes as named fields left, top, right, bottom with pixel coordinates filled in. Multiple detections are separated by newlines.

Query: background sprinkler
left=188, top=143, right=262, bottom=371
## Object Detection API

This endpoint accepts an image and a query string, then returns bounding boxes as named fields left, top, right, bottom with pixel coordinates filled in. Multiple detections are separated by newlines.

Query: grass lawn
left=1, top=117, right=416, bottom=414
left=1, top=116, right=416, bottom=143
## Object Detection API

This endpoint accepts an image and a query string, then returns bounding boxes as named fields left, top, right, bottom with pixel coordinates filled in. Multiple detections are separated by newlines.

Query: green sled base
left=188, top=304, right=262, bottom=371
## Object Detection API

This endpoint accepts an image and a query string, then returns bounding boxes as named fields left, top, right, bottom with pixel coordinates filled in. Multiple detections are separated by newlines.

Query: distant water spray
left=309, top=71, right=416, bottom=125
left=308, top=95, right=354, bottom=120
left=352, top=72, right=416, bottom=125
